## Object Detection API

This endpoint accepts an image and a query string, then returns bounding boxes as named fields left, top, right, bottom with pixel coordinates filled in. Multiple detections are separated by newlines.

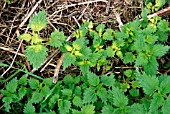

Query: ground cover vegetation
left=0, top=0, right=170, bottom=114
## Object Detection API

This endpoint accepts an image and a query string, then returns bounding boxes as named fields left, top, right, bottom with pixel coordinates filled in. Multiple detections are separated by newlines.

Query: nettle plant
left=1, top=71, right=170, bottom=113
left=145, top=0, right=169, bottom=12
left=18, top=10, right=67, bottom=69
left=63, top=14, right=170, bottom=76
left=1, top=9, right=170, bottom=113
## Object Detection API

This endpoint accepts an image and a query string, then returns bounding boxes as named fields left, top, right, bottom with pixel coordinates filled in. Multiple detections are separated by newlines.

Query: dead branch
left=147, top=6, right=170, bottom=19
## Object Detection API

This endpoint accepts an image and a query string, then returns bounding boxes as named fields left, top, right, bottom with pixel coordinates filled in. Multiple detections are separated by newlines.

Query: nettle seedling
left=145, top=0, right=167, bottom=12
left=18, top=10, right=67, bottom=69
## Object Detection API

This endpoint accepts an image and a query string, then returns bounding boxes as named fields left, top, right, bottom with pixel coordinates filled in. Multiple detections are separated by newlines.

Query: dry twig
left=113, top=10, right=123, bottom=30
left=53, top=53, right=65, bottom=83
left=147, top=6, right=170, bottom=19
left=0, top=46, right=25, bottom=57
left=105, top=0, right=111, bottom=15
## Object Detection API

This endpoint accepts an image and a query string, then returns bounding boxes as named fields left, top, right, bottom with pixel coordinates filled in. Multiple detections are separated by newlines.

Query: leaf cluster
left=145, top=0, right=168, bottom=12
left=62, top=16, right=170, bottom=76
left=1, top=72, right=170, bottom=113
left=18, top=10, right=67, bottom=69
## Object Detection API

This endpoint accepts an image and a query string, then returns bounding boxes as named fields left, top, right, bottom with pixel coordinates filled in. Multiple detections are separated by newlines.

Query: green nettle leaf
left=31, top=91, right=43, bottom=103
left=61, top=89, right=72, bottom=97
left=149, top=93, right=164, bottom=113
left=129, top=88, right=139, bottom=97
left=145, top=35, right=158, bottom=44
left=73, top=86, right=82, bottom=97
left=121, top=83, right=130, bottom=92
left=74, top=76, right=81, bottom=85
left=130, top=18, right=140, bottom=31
left=124, top=69, right=133, bottom=78
left=63, top=75, right=74, bottom=85
left=29, top=10, right=48, bottom=32
left=156, top=29, right=169, bottom=42
left=155, top=0, right=165, bottom=9
left=83, top=88, right=97, bottom=104
left=72, top=109, right=81, bottom=114
left=134, top=34, right=146, bottom=52
left=72, top=96, right=83, bottom=107
left=92, top=39, right=103, bottom=52
left=96, top=24, right=105, bottom=37
left=158, top=74, right=168, bottom=84
left=97, top=88, right=108, bottom=103
left=151, top=44, right=170, bottom=57
left=143, top=56, right=158, bottom=75
left=115, top=39, right=125, bottom=47
left=81, top=81, right=88, bottom=91
left=112, top=87, right=128, bottom=107
left=101, top=104, right=114, bottom=114
left=40, top=85, right=50, bottom=95
left=78, top=28, right=86, bottom=38
left=87, top=72, right=100, bottom=86
left=162, top=96, right=170, bottom=114
left=147, top=23, right=157, bottom=33
left=141, top=8, right=149, bottom=21
left=73, top=37, right=86, bottom=50
left=2, top=97, right=12, bottom=112
left=105, top=46, right=115, bottom=57
left=49, top=30, right=66, bottom=48
left=135, top=53, right=148, bottom=66
left=24, top=101, right=35, bottom=114
left=58, top=100, right=71, bottom=114
left=113, top=106, right=129, bottom=114
left=157, top=20, right=169, bottom=32
left=80, top=46, right=92, bottom=60
left=129, top=103, right=146, bottom=114
left=6, top=78, right=18, bottom=93
left=131, top=80, right=140, bottom=88
left=19, top=75, right=27, bottom=86
left=87, top=21, right=93, bottom=29
left=116, top=50, right=123, bottom=59
left=75, top=50, right=82, bottom=57
left=123, top=52, right=136, bottom=64
left=115, top=31, right=129, bottom=39
left=89, top=29, right=97, bottom=38
left=63, top=53, right=76, bottom=70
left=137, top=73, right=159, bottom=95
left=42, top=77, right=53, bottom=87
left=101, top=74, right=115, bottom=87
left=89, top=52, right=101, bottom=64
left=49, top=94, right=59, bottom=108
left=97, top=57, right=108, bottom=71
left=25, top=44, right=48, bottom=69
left=65, top=44, right=73, bottom=52
left=160, top=76, right=170, bottom=95
left=18, top=87, right=27, bottom=99
left=31, top=33, right=43, bottom=44
left=102, top=28, right=114, bottom=40
left=107, top=90, right=114, bottom=103
left=80, top=64, right=90, bottom=75
left=28, top=78, right=39, bottom=89
left=18, top=33, right=32, bottom=42
left=1, top=90, right=12, bottom=96
left=81, top=104, right=95, bottom=114
left=48, top=111, right=56, bottom=114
